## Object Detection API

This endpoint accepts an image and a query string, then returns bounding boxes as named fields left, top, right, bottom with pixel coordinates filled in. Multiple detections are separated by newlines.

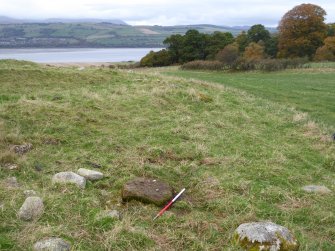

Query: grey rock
left=96, top=210, right=121, bottom=221
left=302, top=185, right=331, bottom=194
left=234, top=221, right=299, bottom=251
left=3, top=177, right=20, bottom=189
left=11, top=143, right=33, bottom=155
left=122, top=177, right=173, bottom=206
left=18, top=196, right=44, bottom=221
left=24, top=190, right=37, bottom=197
left=33, top=238, right=71, bottom=251
left=52, top=172, right=86, bottom=189
left=77, top=168, right=103, bottom=181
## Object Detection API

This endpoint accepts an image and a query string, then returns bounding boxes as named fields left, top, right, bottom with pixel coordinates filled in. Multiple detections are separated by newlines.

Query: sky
left=0, top=0, right=334, bottom=27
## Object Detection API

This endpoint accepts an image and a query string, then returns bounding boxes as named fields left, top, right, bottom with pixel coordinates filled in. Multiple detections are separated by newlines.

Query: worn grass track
left=0, top=60, right=334, bottom=250
left=162, top=66, right=335, bottom=131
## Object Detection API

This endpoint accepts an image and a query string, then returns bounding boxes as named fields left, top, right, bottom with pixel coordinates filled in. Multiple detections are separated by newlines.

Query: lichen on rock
left=234, top=221, right=299, bottom=251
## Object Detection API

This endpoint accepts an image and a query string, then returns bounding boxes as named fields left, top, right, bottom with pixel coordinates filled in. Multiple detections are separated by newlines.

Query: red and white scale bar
left=153, top=188, right=186, bottom=220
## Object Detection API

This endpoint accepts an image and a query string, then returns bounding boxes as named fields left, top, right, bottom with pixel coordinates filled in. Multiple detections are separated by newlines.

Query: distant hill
left=0, top=16, right=127, bottom=25
left=0, top=17, right=277, bottom=48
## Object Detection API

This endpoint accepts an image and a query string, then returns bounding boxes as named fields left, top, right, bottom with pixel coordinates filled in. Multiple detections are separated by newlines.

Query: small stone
left=33, top=238, right=71, bottom=251
left=122, top=177, right=173, bottom=206
left=234, top=221, right=299, bottom=251
left=77, top=168, right=103, bottom=181
left=24, top=190, right=37, bottom=197
left=34, top=163, right=44, bottom=172
left=302, top=185, right=331, bottom=194
left=0, top=202, right=4, bottom=211
left=18, top=196, right=44, bottom=221
left=96, top=210, right=121, bottom=221
left=3, top=163, right=19, bottom=170
left=3, top=177, right=20, bottom=189
left=11, top=143, right=33, bottom=155
left=52, top=172, right=86, bottom=189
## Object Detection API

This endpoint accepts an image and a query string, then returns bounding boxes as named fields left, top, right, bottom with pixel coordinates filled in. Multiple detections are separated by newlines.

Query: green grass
left=162, top=67, right=335, bottom=131
left=0, top=60, right=334, bottom=250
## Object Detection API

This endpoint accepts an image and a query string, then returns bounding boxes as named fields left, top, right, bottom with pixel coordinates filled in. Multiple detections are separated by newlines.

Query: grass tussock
left=0, top=60, right=334, bottom=250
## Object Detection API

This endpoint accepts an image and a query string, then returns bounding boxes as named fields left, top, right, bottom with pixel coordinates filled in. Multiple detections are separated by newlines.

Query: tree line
left=140, top=3, right=335, bottom=69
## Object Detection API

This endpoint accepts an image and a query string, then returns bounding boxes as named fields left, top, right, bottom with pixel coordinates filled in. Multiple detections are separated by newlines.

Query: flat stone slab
left=33, top=238, right=71, bottom=251
left=18, top=196, right=44, bottom=221
left=52, top=172, right=86, bottom=189
left=77, top=168, right=103, bottom=181
left=234, top=221, right=299, bottom=251
left=122, top=177, right=173, bottom=206
left=302, top=185, right=331, bottom=194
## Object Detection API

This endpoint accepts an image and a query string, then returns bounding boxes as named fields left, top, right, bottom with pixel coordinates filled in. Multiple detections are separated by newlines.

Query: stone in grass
left=122, top=177, right=173, bottom=206
left=52, top=172, right=86, bottom=189
left=18, top=196, right=44, bottom=221
left=24, top=190, right=37, bottom=197
left=234, top=221, right=299, bottom=251
left=11, top=143, right=33, bottom=155
left=3, top=163, right=19, bottom=170
left=3, top=177, right=21, bottom=189
left=302, top=185, right=331, bottom=194
left=96, top=210, right=121, bottom=221
left=33, top=238, right=71, bottom=251
left=77, top=168, right=103, bottom=181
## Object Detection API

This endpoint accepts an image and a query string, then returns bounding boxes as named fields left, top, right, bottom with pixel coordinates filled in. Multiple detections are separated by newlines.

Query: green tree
left=265, top=34, right=279, bottom=58
left=180, top=29, right=208, bottom=62
left=278, top=3, right=327, bottom=58
left=205, top=31, right=234, bottom=59
left=247, top=24, right=270, bottom=43
left=235, top=31, right=249, bottom=52
left=163, top=34, right=184, bottom=64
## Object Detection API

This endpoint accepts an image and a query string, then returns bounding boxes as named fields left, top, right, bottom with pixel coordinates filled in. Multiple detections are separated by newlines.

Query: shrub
left=140, top=49, right=172, bottom=67
left=230, top=58, right=309, bottom=72
left=180, top=60, right=224, bottom=71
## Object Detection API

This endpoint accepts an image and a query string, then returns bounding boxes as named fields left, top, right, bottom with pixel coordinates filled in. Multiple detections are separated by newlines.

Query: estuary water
left=0, top=48, right=161, bottom=63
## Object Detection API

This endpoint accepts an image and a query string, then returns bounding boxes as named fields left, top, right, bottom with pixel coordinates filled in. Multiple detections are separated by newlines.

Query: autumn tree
left=278, top=4, right=327, bottom=58
left=243, top=42, right=265, bottom=61
left=314, top=36, right=335, bottom=61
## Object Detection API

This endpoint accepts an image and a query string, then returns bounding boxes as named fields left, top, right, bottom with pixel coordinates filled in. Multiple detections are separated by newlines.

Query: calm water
left=0, top=48, right=161, bottom=63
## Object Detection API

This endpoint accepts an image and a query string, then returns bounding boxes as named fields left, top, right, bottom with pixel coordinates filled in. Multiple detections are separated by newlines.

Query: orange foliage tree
left=278, top=4, right=327, bottom=58
left=314, top=36, right=335, bottom=61
left=243, top=42, right=265, bottom=61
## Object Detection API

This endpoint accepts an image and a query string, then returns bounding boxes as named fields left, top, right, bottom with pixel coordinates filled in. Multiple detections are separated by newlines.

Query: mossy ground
left=0, top=60, right=334, bottom=250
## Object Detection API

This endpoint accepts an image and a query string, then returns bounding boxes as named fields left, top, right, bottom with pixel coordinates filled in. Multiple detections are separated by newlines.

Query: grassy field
left=0, top=60, right=334, bottom=250
left=162, top=66, right=335, bottom=132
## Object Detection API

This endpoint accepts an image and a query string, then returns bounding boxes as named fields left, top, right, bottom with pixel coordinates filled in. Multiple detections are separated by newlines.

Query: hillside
left=0, top=60, right=334, bottom=250
left=0, top=21, right=276, bottom=48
